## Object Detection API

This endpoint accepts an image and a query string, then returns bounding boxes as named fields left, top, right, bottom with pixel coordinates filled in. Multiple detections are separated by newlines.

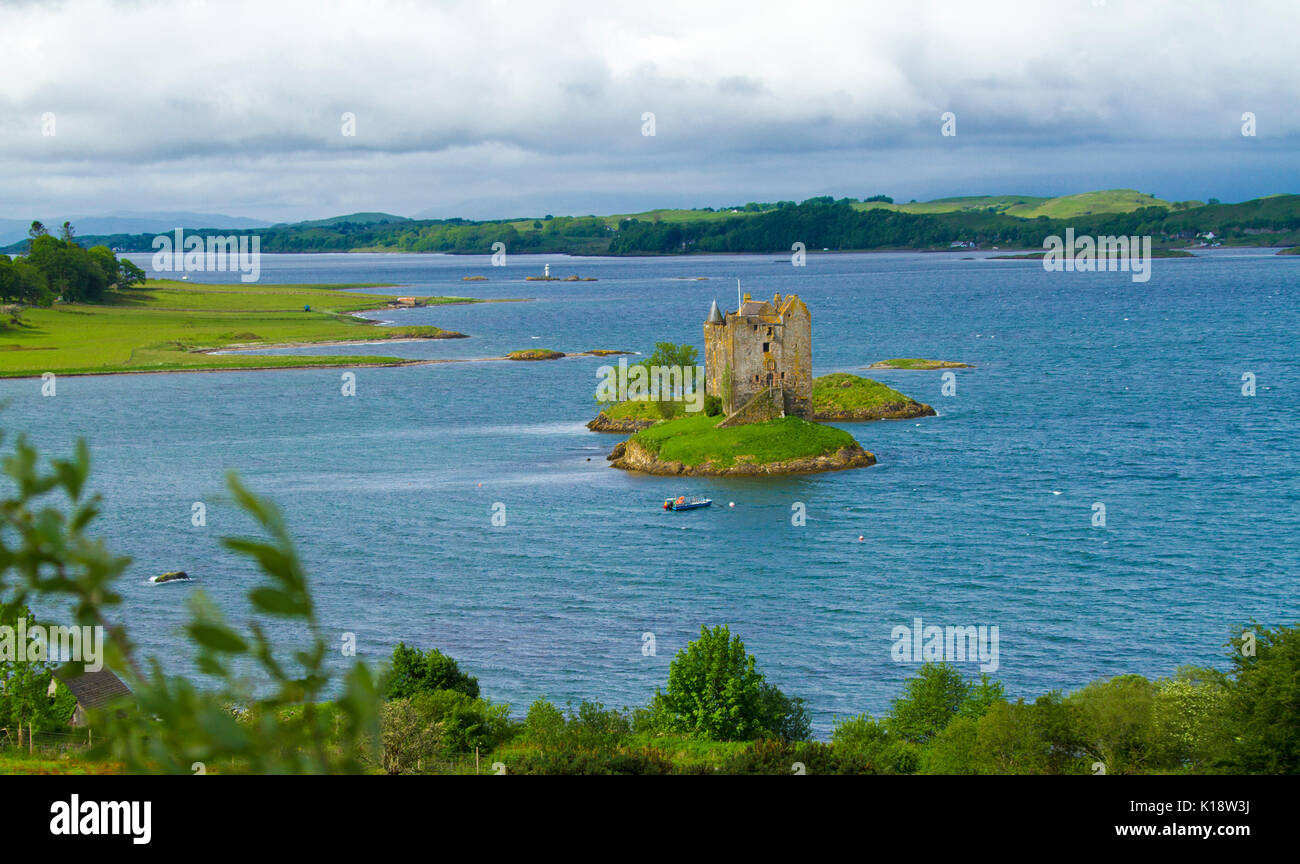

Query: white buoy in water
left=729, top=502, right=735, bottom=508
left=858, top=535, right=864, bottom=542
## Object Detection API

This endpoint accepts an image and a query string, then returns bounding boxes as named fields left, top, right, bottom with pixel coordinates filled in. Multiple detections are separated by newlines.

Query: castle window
left=761, top=342, right=770, bottom=352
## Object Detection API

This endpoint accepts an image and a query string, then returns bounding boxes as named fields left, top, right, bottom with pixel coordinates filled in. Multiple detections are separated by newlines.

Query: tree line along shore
left=12, top=191, right=1300, bottom=258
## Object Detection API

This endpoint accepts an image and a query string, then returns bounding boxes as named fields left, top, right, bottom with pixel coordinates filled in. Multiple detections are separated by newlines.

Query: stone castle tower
left=704, top=291, right=812, bottom=425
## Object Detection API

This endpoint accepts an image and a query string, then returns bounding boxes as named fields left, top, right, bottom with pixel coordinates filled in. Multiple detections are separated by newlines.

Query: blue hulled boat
left=664, top=496, right=712, bottom=511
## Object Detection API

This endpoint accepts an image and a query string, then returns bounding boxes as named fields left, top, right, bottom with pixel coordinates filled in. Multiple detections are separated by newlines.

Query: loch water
left=4, top=249, right=1296, bottom=735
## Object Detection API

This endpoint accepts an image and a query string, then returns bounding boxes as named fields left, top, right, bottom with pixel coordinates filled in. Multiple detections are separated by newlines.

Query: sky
left=2, top=0, right=1297, bottom=224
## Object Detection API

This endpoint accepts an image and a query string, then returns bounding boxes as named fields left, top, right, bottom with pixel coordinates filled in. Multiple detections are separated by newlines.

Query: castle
left=704, top=291, right=813, bottom=426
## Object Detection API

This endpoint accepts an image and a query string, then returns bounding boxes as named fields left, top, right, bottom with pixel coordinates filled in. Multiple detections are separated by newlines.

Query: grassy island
left=0, top=279, right=474, bottom=377
left=865, top=358, right=972, bottom=370
left=590, top=372, right=936, bottom=431
left=506, top=348, right=565, bottom=360
left=587, top=395, right=686, bottom=431
left=608, top=414, right=873, bottom=476
left=812, top=373, right=937, bottom=421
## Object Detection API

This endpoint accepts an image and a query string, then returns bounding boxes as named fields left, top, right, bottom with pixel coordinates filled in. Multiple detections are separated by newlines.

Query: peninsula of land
left=0, top=278, right=503, bottom=378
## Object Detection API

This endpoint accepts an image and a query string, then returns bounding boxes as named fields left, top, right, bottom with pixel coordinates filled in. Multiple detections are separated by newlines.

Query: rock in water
left=152, top=571, right=191, bottom=583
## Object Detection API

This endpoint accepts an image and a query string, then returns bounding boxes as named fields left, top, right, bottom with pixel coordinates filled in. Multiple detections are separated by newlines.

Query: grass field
left=0, top=280, right=475, bottom=377
left=584, top=189, right=1179, bottom=227
left=0, top=750, right=122, bottom=775
left=630, top=413, right=858, bottom=468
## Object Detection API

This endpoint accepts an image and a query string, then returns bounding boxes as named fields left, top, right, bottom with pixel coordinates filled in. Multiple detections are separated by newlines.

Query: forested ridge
left=8, top=194, right=1300, bottom=257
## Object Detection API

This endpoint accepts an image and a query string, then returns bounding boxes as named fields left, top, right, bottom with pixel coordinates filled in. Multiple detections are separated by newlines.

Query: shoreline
left=0, top=288, right=550, bottom=381
left=112, top=244, right=1297, bottom=259
left=0, top=355, right=522, bottom=381
left=0, top=346, right=628, bottom=381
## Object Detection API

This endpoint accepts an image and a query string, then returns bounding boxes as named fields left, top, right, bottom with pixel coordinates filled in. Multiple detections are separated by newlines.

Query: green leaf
left=187, top=623, right=248, bottom=654
left=249, top=586, right=310, bottom=617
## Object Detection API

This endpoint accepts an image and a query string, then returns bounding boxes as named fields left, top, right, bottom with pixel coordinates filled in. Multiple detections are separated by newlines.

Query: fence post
left=29, top=722, right=34, bottom=756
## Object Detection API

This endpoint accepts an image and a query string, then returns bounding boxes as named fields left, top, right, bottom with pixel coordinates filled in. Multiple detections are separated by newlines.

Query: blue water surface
left=3, top=249, right=1296, bottom=736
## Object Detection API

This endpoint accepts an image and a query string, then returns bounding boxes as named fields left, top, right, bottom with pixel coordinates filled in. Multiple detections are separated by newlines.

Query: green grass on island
left=811, top=373, right=936, bottom=420
left=602, top=397, right=685, bottom=421
left=0, top=279, right=475, bottom=377
left=813, top=373, right=915, bottom=408
left=595, top=373, right=933, bottom=429
left=629, top=413, right=859, bottom=469
left=506, top=348, right=565, bottom=360
left=865, top=358, right=972, bottom=370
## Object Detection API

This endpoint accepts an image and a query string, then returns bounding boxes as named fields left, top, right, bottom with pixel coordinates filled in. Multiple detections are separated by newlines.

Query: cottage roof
left=54, top=667, right=131, bottom=711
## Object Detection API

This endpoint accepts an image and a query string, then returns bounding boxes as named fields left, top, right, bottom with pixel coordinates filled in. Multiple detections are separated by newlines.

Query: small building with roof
left=49, top=667, right=132, bottom=727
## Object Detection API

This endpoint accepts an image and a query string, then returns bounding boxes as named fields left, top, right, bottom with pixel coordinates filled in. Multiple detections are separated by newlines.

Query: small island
left=608, top=414, right=873, bottom=476
left=588, top=397, right=678, bottom=432
left=523, top=265, right=598, bottom=282
left=812, top=373, right=937, bottom=420
left=507, top=348, right=565, bottom=361
left=865, top=358, right=972, bottom=371
left=590, top=372, right=934, bottom=430
left=151, top=571, right=191, bottom=584
left=599, top=293, right=918, bottom=476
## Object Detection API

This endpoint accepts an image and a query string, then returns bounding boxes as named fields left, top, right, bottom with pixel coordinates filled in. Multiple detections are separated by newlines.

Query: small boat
left=664, top=496, right=712, bottom=511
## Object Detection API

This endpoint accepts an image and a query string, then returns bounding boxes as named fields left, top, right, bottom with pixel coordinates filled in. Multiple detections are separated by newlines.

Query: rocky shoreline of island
left=606, top=437, right=876, bottom=476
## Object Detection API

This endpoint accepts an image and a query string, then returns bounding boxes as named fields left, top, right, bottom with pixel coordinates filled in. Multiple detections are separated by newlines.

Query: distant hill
left=0, top=211, right=273, bottom=246
left=851, top=189, right=1181, bottom=219
left=277, top=212, right=410, bottom=229
left=6, top=192, right=1299, bottom=256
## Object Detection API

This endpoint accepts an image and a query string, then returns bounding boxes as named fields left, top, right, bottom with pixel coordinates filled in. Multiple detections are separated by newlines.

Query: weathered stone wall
left=704, top=292, right=814, bottom=421
left=779, top=296, right=813, bottom=418
left=704, top=320, right=729, bottom=404
left=730, top=314, right=773, bottom=412
left=716, top=386, right=783, bottom=427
